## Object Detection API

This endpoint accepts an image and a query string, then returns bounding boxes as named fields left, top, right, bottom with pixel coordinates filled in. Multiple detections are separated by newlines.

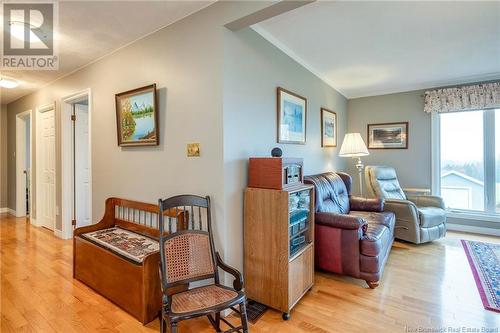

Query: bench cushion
left=80, top=227, right=159, bottom=263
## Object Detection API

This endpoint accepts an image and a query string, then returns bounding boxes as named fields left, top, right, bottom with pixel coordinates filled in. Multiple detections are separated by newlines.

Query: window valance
left=424, top=81, right=500, bottom=113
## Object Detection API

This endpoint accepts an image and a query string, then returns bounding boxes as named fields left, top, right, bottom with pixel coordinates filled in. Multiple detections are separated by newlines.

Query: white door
left=74, top=104, right=91, bottom=227
left=40, top=110, right=56, bottom=230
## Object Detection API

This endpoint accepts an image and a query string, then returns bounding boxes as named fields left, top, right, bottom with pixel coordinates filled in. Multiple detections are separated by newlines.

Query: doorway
left=15, top=110, right=34, bottom=220
left=35, top=105, right=56, bottom=230
left=73, top=102, right=91, bottom=227
left=62, top=90, right=92, bottom=239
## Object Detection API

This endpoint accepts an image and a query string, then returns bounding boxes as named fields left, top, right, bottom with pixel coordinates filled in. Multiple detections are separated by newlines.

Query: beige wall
left=0, top=104, right=7, bottom=208
left=5, top=2, right=350, bottom=274
left=5, top=2, right=273, bottom=255
left=223, top=28, right=348, bottom=272
left=347, top=90, right=431, bottom=194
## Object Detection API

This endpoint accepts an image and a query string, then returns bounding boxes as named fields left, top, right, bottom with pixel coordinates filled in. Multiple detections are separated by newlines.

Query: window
left=437, top=109, right=500, bottom=215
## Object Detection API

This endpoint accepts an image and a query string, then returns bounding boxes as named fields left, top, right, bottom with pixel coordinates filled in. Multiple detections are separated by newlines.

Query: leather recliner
left=304, top=172, right=395, bottom=289
left=364, top=166, right=447, bottom=244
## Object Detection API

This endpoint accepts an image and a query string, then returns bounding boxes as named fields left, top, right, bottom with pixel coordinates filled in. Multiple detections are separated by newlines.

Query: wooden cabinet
left=288, top=244, right=314, bottom=308
left=244, top=184, right=314, bottom=320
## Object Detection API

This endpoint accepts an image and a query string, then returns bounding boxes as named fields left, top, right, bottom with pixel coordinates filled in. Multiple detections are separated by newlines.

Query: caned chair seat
left=171, top=284, right=242, bottom=314
left=159, top=195, right=248, bottom=333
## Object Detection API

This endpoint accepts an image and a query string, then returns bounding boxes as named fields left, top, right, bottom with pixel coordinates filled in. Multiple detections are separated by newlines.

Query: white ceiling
left=1, top=1, right=212, bottom=105
left=254, top=1, right=500, bottom=98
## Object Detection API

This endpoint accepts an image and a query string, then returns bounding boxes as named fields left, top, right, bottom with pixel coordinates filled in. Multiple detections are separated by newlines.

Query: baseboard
left=55, top=228, right=73, bottom=240
left=30, top=218, right=37, bottom=226
left=0, top=208, right=17, bottom=216
left=447, top=223, right=500, bottom=236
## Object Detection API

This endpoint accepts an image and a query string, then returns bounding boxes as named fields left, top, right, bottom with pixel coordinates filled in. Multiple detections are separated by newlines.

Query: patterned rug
left=81, top=227, right=159, bottom=263
left=461, top=240, right=500, bottom=313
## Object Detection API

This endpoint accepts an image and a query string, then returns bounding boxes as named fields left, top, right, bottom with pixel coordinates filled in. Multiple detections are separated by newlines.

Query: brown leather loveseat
left=304, top=172, right=395, bottom=288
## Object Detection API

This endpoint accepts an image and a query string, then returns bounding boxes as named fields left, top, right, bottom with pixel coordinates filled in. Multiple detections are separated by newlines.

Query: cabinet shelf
left=289, top=242, right=312, bottom=262
left=289, top=226, right=310, bottom=241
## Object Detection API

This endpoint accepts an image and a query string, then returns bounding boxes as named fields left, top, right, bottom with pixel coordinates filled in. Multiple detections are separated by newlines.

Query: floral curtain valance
left=424, top=82, right=500, bottom=113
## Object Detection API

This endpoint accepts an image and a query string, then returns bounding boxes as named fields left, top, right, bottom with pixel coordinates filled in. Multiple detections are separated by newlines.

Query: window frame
left=432, top=108, right=500, bottom=222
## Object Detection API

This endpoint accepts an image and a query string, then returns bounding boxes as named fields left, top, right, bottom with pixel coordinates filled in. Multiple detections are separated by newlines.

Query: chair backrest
left=304, top=172, right=351, bottom=214
left=158, top=195, right=218, bottom=288
left=365, top=166, right=406, bottom=200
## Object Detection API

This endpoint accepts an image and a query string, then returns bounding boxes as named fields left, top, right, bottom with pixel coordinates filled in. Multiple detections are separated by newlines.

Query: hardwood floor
left=1, top=214, right=498, bottom=332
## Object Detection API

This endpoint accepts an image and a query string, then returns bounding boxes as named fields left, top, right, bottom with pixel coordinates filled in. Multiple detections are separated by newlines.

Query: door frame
left=35, top=103, right=56, bottom=230
left=15, top=110, right=34, bottom=222
left=61, top=89, right=92, bottom=240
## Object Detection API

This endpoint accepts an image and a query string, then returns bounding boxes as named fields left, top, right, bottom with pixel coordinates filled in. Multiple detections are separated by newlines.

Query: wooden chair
left=158, top=195, right=249, bottom=333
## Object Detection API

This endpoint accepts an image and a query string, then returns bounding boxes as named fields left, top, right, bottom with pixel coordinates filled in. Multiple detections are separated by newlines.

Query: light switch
left=187, top=143, right=200, bottom=157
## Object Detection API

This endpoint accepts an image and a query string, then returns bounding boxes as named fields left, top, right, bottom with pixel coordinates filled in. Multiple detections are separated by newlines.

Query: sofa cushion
left=418, top=207, right=446, bottom=228
left=80, top=226, right=159, bottom=263
left=350, top=211, right=395, bottom=233
left=304, top=172, right=350, bottom=214
left=360, top=224, right=392, bottom=257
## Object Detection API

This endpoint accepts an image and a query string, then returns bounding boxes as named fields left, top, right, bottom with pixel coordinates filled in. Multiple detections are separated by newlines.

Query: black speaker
left=271, top=147, right=282, bottom=157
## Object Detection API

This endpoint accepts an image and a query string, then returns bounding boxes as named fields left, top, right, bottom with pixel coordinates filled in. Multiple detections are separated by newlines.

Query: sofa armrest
left=407, top=195, right=445, bottom=209
left=384, top=199, right=420, bottom=224
left=349, top=196, right=384, bottom=212
left=316, top=212, right=367, bottom=234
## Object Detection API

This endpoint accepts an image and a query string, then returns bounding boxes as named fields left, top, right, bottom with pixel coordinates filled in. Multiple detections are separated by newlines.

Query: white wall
left=223, top=28, right=348, bottom=274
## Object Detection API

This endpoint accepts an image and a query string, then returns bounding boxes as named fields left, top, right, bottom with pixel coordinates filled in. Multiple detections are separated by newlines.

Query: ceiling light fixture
left=0, top=78, right=20, bottom=89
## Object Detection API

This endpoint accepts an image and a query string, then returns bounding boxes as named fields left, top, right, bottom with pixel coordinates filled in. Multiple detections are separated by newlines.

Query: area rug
left=461, top=240, right=500, bottom=313
left=81, top=227, right=159, bottom=263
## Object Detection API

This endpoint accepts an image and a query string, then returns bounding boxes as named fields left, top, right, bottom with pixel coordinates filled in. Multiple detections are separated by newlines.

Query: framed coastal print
left=321, top=108, right=337, bottom=147
left=277, top=87, right=307, bottom=144
left=367, top=122, right=408, bottom=149
left=115, top=84, right=159, bottom=147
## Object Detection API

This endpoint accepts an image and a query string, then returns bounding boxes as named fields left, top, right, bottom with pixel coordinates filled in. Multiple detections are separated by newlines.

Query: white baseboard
left=54, top=228, right=72, bottom=240
left=30, top=218, right=37, bottom=226
left=447, top=223, right=500, bottom=237
left=0, top=208, right=17, bottom=216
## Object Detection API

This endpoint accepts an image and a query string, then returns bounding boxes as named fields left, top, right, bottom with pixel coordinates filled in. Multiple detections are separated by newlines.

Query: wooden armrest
left=216, top=252, right=243, bottom=291
left=74, top=220, right=113, bottom=237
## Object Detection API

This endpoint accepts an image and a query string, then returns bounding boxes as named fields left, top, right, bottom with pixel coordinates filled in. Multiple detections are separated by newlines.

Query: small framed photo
left=115, top=84, right=159, bottom=147
left=321, top=108, right=337, bottom=147
left=367, top=122, right=408, bottom=149
left=277, top=87, right=307, bottom=144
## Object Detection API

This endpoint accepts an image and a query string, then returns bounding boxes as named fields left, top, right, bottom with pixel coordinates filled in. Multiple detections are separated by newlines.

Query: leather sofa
left=304, top=172, right=395, bottom=288
left=365, top=166, right=446, bottom=244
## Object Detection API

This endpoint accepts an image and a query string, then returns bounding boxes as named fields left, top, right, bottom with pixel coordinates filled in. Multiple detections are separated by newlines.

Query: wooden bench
left=73, top=197, right=186, bottom=324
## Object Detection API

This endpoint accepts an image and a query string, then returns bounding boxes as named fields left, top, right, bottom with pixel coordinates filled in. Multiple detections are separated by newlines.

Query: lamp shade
left=339, top=133, right=369, bottom=157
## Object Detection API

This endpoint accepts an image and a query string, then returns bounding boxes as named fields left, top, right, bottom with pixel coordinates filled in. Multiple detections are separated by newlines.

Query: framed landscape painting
left=115, top=84, right=159, bottom=147
left=321, top=108, right=337, bottom=147
left=277, top=87, right=307, bottom=144
left=367, top=122, right=408, bottom=149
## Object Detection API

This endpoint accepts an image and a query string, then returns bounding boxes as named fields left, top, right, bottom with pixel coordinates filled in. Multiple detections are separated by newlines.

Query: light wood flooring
left=1, top=214, right=498, bottom=332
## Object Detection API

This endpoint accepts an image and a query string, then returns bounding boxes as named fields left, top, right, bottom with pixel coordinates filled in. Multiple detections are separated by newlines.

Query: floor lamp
left=339, top=133, right=369, bottom=196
